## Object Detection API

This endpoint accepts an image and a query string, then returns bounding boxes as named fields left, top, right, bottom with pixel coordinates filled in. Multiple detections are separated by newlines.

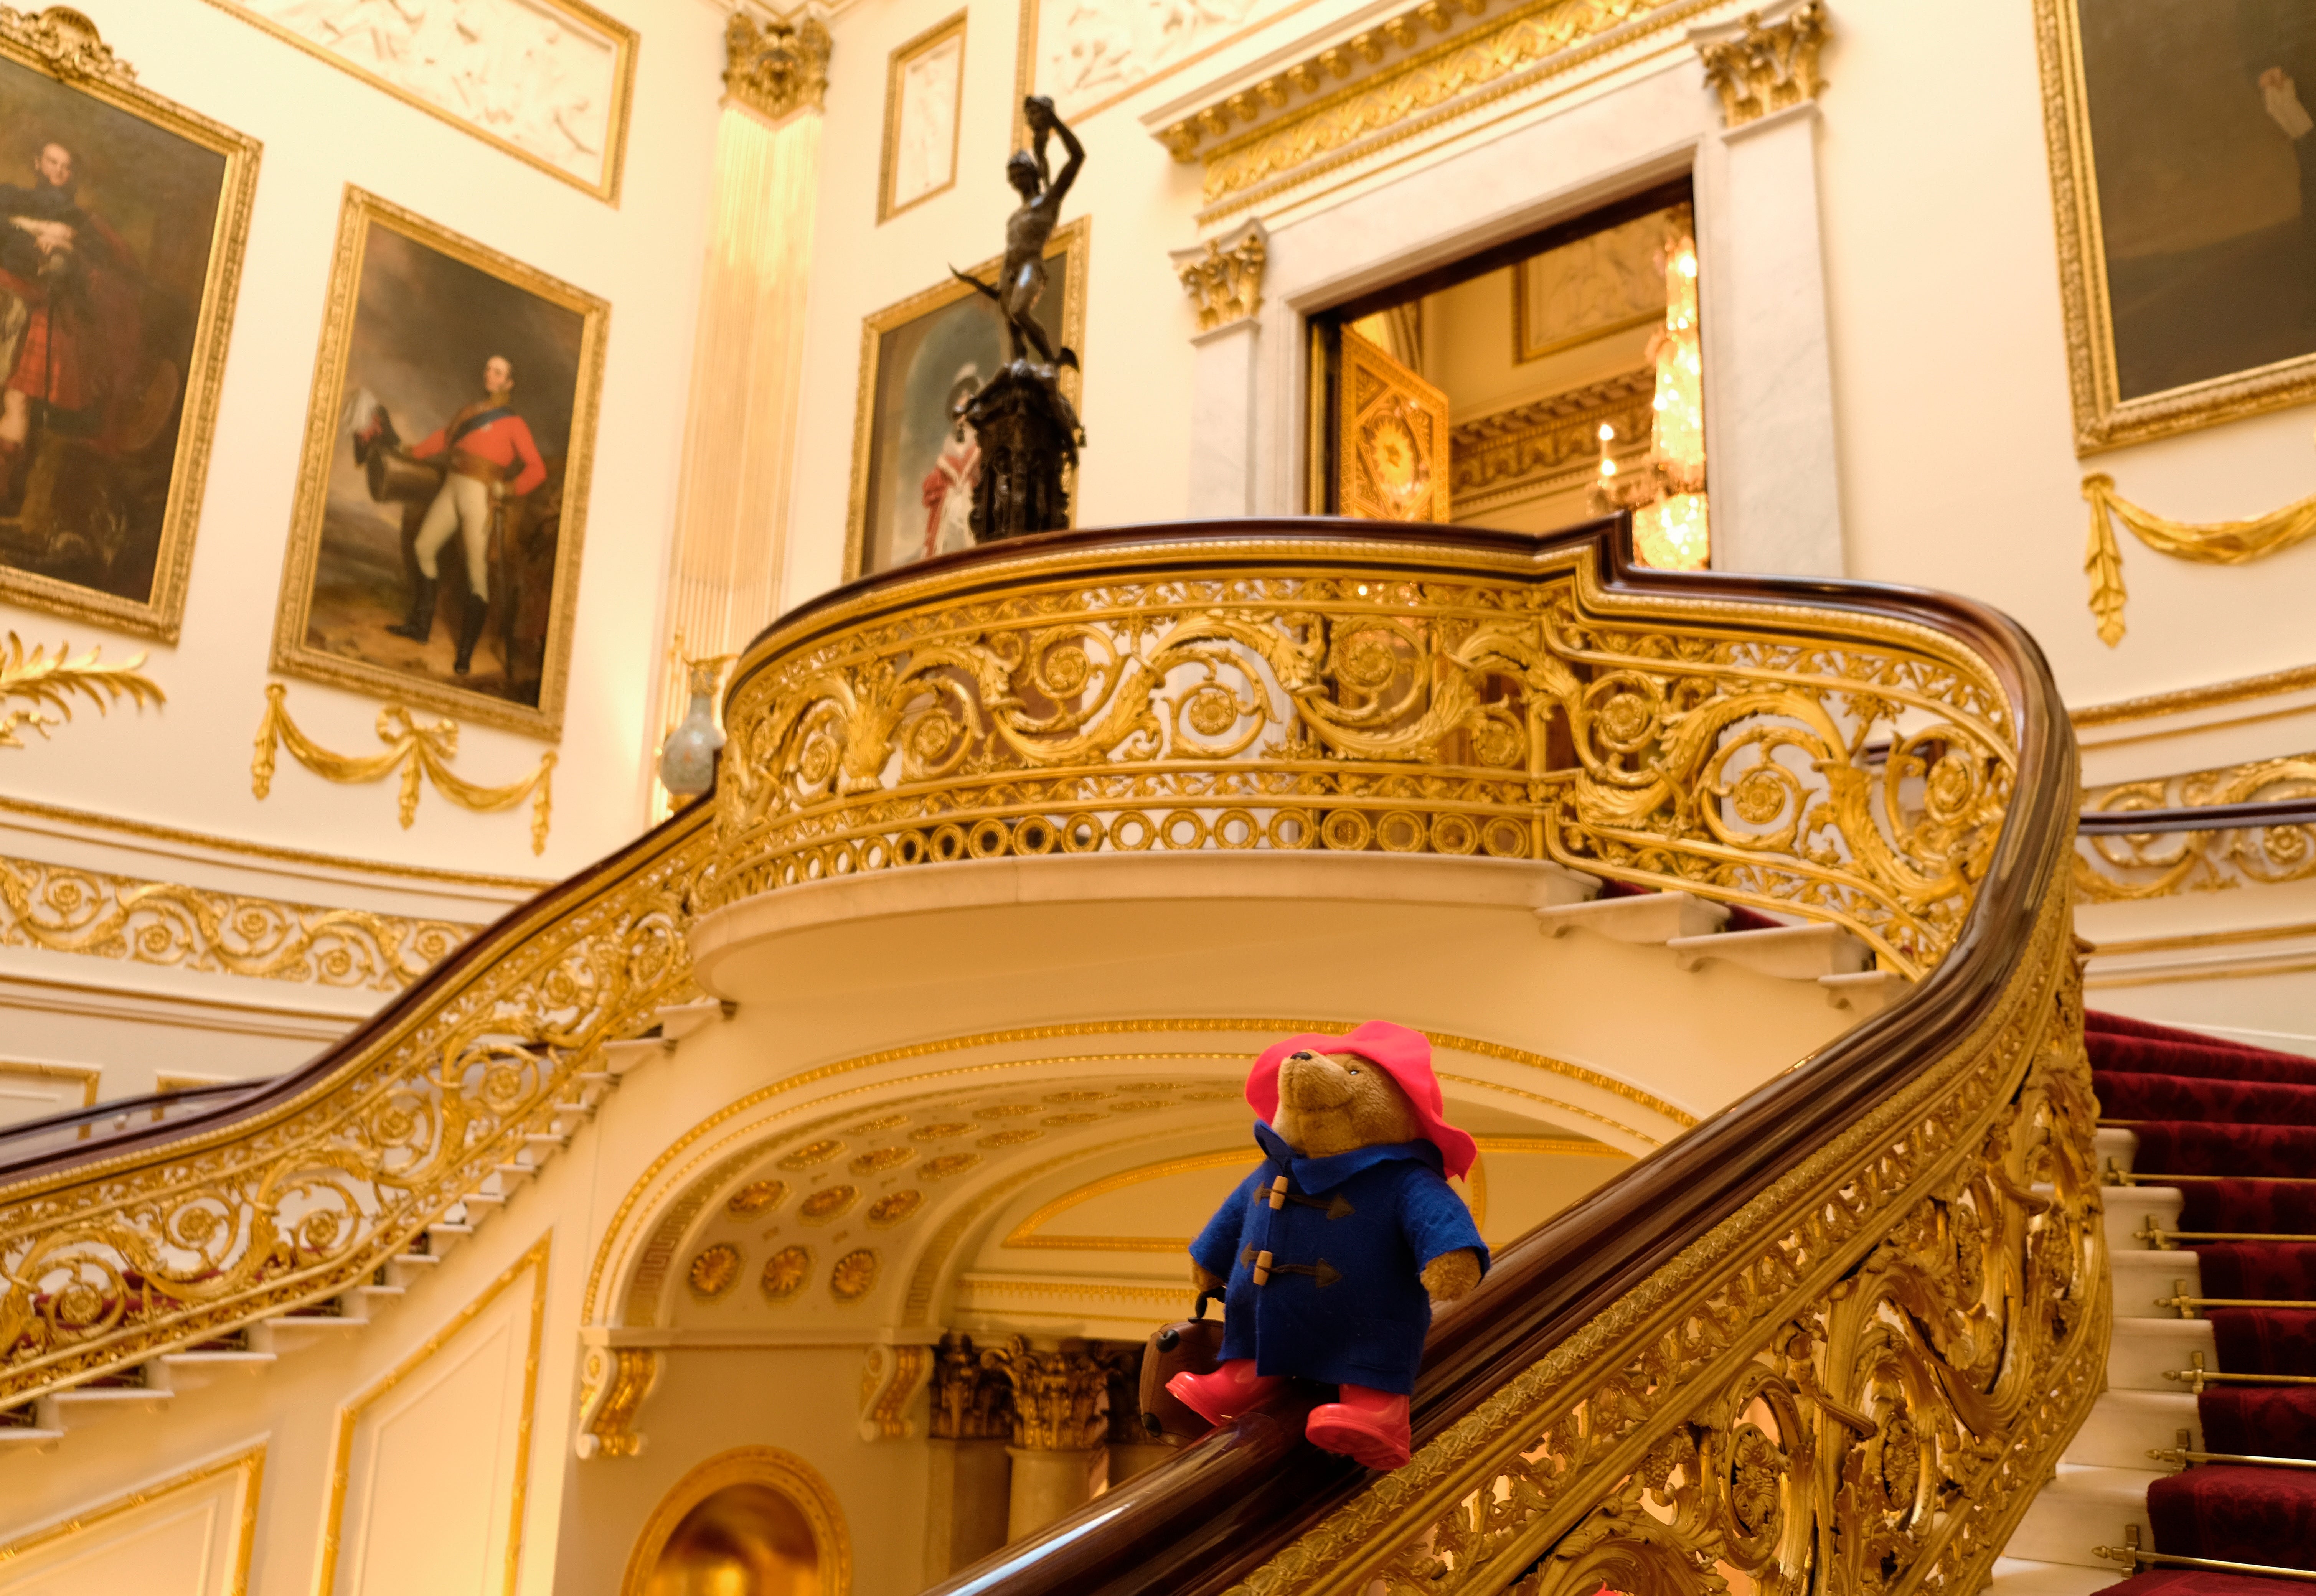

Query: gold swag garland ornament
left=2082, top=473, right=2316, bottom=646
left=251, top=683, right=556, bottom=854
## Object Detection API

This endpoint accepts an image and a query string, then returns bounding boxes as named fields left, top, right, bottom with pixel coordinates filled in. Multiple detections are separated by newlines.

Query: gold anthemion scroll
left=0, top=632, right=162, bottom=745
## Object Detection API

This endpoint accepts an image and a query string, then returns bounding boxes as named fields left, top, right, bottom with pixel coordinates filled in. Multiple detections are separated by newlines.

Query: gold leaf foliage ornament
left=250, top=683, right=555, bottom=854
left=2081, top=473, right=2316, bottom=646
left=0, top=633, right=163, bottom=747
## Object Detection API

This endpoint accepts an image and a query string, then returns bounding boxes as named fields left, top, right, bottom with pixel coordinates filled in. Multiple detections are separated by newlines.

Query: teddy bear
left=1165, top=1021, right=1487, bottom=1470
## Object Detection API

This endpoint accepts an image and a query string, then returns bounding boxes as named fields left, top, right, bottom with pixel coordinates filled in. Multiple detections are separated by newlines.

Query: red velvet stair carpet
left=2088, top=1010, right=2316, bottom=1596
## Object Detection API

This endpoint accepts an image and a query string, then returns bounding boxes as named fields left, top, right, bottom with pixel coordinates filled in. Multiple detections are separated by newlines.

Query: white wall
left=0, top=0, right=726, bottom=881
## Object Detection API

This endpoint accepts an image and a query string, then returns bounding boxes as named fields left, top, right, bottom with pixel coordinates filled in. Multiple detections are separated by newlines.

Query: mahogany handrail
left=2078, top=798, right=2316, bottom=834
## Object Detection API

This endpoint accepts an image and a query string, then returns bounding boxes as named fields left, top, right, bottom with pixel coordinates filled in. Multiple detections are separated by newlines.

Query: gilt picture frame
left=880, top=11, right=967, bottom=224
left=270, top=188, right=607, bottom=740
left=0, top=4, right=259, bottom=642
left=2036, top=0, right=2316, bottom=453
left=843, top=214, right=1088, bottom=581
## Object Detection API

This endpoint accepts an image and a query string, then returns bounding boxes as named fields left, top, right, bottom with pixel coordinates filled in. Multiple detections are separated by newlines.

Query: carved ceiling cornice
left=1149, top=0, right=1731, bottom=221
left=1449, top=368, right=1655, bottom=500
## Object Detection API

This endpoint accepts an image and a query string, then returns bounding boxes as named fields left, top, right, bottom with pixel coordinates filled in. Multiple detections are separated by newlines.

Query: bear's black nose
left=1288, top=1050, right=1315, bottom=1062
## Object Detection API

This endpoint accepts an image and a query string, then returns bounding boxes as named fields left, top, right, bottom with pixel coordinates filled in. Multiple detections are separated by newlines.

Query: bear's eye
left=1348, top=1066, right=1360, bottom=1075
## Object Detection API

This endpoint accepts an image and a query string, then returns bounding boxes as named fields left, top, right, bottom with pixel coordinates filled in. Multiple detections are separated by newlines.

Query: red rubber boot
left=1166, top=1358, right=1288, bottom=1425
left=1305, top=1383, right=1412, bottom=1469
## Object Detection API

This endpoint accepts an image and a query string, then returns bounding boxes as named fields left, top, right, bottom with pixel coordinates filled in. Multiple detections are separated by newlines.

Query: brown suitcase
left=1137, top=1292, right=1227, bottom=1444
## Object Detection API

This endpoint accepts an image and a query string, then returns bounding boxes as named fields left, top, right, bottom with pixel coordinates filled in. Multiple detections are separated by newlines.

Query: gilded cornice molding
left=1692, top=0, right=1828, bottom=129
left=1448, top=368, right=1655, bottom=497
left=2075, top=752, right=2316, bottom=903
left=0, top=792, right=548, bottom=891
left=724, top=8, right=833, bottom=123
left=0, top=852, right=478, bottom=991
left=1170, top=220, right=1268, bottom=333
left=1156, top=0, right=1721, bottom=216
left=0, top=633, right=163, bottom=747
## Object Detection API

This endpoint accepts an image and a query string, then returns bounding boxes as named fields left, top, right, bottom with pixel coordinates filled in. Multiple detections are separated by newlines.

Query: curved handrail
left=873, top=524, right=2083, bottom=1596
left=2078, top=796, right=2316, bottom=833
left=0, top=1081, right=276, bottom=1171
left=716, top=515, right=2017, bottom=981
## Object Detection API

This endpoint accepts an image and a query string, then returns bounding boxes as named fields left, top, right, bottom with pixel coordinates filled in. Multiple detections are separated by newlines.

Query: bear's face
left=1270, top=1049, right=1419, bottom=1158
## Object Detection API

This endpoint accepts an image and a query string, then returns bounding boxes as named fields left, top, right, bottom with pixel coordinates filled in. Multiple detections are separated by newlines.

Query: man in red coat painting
left=0, top=139, right=141, bottom=513
left=384, top=354, right=547, bottom=676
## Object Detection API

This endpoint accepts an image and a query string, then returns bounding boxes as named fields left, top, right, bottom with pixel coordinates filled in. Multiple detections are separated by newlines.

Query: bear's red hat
left=1247, top=1021, right=1476, bottom=1181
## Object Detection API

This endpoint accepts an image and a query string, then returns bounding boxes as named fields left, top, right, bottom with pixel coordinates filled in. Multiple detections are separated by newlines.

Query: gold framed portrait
left=2037, top=0, right=2316, bottom=453
left=0, top=5, right=259, bottom=641
left=843, top=215, right=1088, bottom=580
left=881, top=11, right=967, bottom=224
left=271, top=188, right=608, bottom=740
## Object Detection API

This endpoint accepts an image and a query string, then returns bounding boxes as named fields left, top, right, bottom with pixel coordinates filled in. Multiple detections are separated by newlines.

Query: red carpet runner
left=2087, top=1011, right=2316, bottom=1595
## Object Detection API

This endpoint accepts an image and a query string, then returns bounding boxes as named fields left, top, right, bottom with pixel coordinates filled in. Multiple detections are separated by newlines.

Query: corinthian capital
left=1170, top=221, right=1269, bottom=335
left=1693, top=0, right=1828, bottom=129
left=725, top=6, right=831, bottom=123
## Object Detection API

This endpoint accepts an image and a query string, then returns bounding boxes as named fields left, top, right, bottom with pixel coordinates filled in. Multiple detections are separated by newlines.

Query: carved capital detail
left=985, top=1335, right=1109, bottom=1451
left=1170, top=221, right=1269, bottom=334
left=1694, top=0, right=1829, bottom=129
left=930, top=1332, right=1019, bottom=1440
left=725, top=8, right=832, bottom=123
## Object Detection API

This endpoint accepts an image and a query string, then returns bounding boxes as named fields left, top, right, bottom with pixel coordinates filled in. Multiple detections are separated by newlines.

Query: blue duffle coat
left=1190, top=1122, right=1489, bottom=1394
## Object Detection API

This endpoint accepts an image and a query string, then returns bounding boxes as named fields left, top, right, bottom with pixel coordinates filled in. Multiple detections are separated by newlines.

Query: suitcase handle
left=1151, top=1293, right=1218, bottom=1354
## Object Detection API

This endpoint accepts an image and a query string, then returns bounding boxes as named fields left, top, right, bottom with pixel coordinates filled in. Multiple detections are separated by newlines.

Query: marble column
left=921, top=1332, right=1016, bottom=1582
left=988, top=1335, right=1111, bottom=1540
left=1690, top=0, right=1844, bottom=577
left=1171, top=223, right=1269, bottom=521
left=650, top=11, right=832, bottom=811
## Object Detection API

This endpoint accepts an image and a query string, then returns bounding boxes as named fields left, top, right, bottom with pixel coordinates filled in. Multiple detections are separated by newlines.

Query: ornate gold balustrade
left=714, top=524, right=2017, bottom=979
left=0, top=812, right=711, bottom=1407
left=2075, top=752, right=2316, bottom=901
left=1225, top=869, right=2101, bottom=1596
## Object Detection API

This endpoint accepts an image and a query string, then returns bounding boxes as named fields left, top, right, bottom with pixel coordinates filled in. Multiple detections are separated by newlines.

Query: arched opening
left=624, top=1448, right=848, bottom=1596
left=644, top=1483, right=818, bottom=1595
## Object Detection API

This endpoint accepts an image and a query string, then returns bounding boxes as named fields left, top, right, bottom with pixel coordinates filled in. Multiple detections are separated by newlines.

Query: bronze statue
left=953, top=96, right=1082, bottom=370
left=947, top=96, right=1087, bottom=545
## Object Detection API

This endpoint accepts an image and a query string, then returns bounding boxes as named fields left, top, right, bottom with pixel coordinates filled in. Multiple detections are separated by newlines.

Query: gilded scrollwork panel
left=0, top=854, right=477, bottom=991
left=0, top=813, right=713, bottom=1406
left=2075, top=753, right=2316, bottom=902
left=1227, top=875, right=2102, bottom=1596
left=713, top=552, right=2014, bottom=979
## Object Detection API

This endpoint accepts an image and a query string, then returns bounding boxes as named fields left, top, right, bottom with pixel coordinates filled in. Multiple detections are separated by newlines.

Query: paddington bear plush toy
left=1167, top=1021, right=1487, bottom=1470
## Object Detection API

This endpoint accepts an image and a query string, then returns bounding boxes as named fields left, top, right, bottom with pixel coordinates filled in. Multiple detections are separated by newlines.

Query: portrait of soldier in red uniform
left=373, top=354, right=547, bottom=675
left=0, top=62, right=239, bottom=623
left=282, top=198, right=600, bottom=725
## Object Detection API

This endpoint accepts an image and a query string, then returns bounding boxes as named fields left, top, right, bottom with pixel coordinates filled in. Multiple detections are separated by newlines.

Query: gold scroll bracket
left=251, top=683, right=555, bottom=854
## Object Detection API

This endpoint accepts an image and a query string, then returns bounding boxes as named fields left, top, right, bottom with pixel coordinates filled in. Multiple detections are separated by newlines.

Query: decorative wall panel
left=202, top=0, right=635, bottom=199
left=0, top=1443, right=264, bottom=1594
left=319, top=1238, right=548, bottom=1596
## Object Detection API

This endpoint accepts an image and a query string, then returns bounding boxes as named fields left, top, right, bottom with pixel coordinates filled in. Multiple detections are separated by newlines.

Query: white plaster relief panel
left=1037, top=0, right=1280, bottom=119
left=230, top=0, right=625, bottom=188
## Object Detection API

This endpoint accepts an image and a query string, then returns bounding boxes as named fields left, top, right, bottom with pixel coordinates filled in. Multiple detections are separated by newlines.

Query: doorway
left=1307, top=176, right=1709, bottom=568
